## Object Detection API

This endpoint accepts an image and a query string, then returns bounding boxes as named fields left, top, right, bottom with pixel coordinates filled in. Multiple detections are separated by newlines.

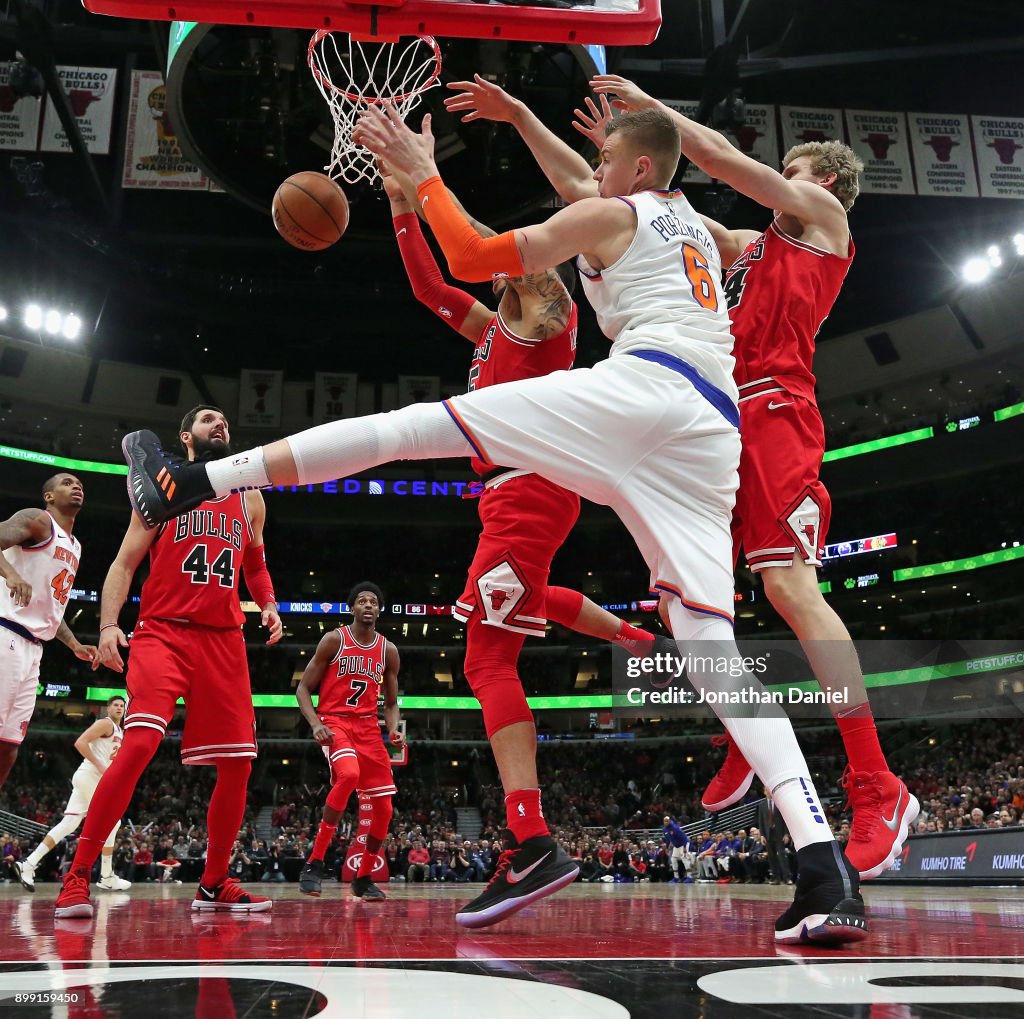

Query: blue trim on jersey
left=628, top=350, right=739, bottom=429
left=442, top=400, right=487, bottom=460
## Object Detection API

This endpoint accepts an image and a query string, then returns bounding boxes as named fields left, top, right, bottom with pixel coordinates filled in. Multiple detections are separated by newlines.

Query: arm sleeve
left=416, top=176, right=525, bottom=283
left=242, top=543, right=277, bottom=609
left=393, top=212, right=477, bottom=331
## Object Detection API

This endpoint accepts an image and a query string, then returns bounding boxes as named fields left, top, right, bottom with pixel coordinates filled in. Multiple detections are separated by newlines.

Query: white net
left=308, top=31, right=442, bottom=187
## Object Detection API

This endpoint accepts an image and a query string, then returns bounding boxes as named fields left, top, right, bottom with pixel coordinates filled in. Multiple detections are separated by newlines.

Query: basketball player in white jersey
left=14, top=695, right=131, bottom=892
left=119, top=104, right=866, bottom=943
left=0, top=473, right=98, bottom=792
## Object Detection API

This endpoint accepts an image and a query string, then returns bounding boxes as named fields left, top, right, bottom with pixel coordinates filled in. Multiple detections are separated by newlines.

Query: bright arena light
left=1014, top=233, right=1024, bottom=255
left=987, top=245, right=1003, bottom=267
left=0, top=305, right=7, bottom=322
left=961, top=257, right=992, bottom=283
left=62, top=314, right=82, bottom=340
left=44, top=309, right=62, bottom=334
left=24, top=304, right=43, bottom=329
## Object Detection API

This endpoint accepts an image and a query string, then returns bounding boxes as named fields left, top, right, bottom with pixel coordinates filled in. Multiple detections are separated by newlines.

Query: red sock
left=357, top=798, right=392, bottom=878
left=70, top=727, right=161, bottom=878
left=836, top=703, right=888, bottom=774
left=202, top=758, right=251, bottom=887
left=311, top=821, right=336, bottom=862
left=505, top=789, right=549, bottom=842
left=613, top=620, right=655, bottom=657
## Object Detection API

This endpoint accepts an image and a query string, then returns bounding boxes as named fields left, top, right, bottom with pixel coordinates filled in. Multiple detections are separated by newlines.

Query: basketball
left=272, top=171, right=349, bottom=251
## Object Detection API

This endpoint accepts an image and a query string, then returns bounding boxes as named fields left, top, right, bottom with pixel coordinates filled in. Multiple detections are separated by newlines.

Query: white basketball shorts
left=0, top=630, right=43, bottom=745
left=443, top=352, right=741, bottom=625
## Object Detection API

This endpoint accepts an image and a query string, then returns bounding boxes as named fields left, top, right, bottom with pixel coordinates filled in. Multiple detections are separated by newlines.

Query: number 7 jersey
left=316, top=626, right=387, bottom=718
left=138, top=493, right=253, bottom=628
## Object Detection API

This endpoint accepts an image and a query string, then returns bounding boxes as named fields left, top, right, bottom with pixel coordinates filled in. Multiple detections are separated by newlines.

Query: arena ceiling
left=0, top=0, right=1022, bottom=389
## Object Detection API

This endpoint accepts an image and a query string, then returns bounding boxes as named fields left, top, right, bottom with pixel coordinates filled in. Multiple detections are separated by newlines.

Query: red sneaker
left=841, top=767, right=920, bottom=880
left=54, top=871, right=94, bottom=919
left=701, top=733, right=755, bottom=812
left=192, top=877, right=273, bottom=912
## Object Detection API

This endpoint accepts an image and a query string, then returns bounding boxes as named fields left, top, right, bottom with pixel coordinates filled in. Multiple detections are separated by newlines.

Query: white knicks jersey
left=2, top=513, right=81, bottom=640
left=579, top=189, right=736, bottom=395
left=76, top=719, right=123, bottom=779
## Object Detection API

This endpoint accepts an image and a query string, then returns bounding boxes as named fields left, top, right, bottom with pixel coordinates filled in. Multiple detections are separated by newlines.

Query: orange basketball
left=272, top=171, right=349, bottom=251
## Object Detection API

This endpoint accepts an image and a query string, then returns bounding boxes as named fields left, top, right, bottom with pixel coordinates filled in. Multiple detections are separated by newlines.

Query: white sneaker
left=97, top=875, right=132, bottom=891
left=13, top=861, right=35, bottom=892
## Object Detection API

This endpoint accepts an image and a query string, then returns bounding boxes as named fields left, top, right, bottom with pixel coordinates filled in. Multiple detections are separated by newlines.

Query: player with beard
left=54, top=406, right=282, bottom=918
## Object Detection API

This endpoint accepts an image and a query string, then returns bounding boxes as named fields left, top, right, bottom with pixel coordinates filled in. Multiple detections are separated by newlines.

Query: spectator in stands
left=260, top=841, right=287, bottom=882
left=430, top=839, right=454, bottom=882
left=131, top=842, right=154, bottom=883
left=739, top=827, right=767, bottom=883
left=451, top=841, right=473, bottom=883
left=578, top=852, right=602, bottom=882
left=696, top=831, right=718, bottom=882
left=962, top=807, right=986, bottom=829
left=406, top=839, right=430, bottom=882
left=229, top=842, right=253, bottom=883
left=662, top=815, right=694, bottom=883
left=157, top=850, right=182, bottom=884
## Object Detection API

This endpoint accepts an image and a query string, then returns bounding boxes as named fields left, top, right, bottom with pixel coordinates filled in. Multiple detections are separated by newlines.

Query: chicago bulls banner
left=844, top=109, right=915, bottom=195
left=908, top=113, right=979, bottom=198
left=779, top=106, right=844, bottom=155
left=659, top=100, right=711, bottom=184
left=313, top=372, right=358, bottom=424
left=397, top=375, right=440, bottom=407
left=971, top=114, right=1024, bottom=199
left=122, top=70, right=208, bottom=189
left=40, top=66, right=117, bottom=155
left=724, top=104, right=779, bottom=170
left=238, top=369, right=283, bottom=428
left=0, top=62, right=43, bottom=151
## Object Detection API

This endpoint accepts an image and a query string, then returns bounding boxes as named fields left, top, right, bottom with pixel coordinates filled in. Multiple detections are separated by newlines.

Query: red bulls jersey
left=317, top=626, right=387, bottom=718
left=467, top=304, right=577, bottom=475
left=138, top=493, right=252, bottom=628
left=724, top=220, right=854, bottom=401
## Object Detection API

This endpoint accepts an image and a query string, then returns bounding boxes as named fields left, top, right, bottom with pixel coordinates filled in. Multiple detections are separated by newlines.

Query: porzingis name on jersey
left=173, top=509, right=244, bottom=550
left=649, top=211, right=716, bottom=254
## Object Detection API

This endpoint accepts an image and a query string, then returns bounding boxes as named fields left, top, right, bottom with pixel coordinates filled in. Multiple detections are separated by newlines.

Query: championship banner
left=660, top=100, right=711, bottom=184
left=397, top=375, right=440, bottom=407
left=971, top=114, right=1024, bottom=199
left=40, top=66, right=117, bottom=155
left=313, top=372, right=358, bottom=424
left=724, top=104, right=778, bottom=170
left=0, top=62, right=42, bottom=151
left=908, top=113, right=979, bottom=198
left=844, top=109, right=916, bottom=195
left=780, top=106, right=844, bottom=153
left=238, top=369, right=283, bottom=428
left=875, top=827, right=1024, bottom=883
left=122, top=69, right=208, bottom=189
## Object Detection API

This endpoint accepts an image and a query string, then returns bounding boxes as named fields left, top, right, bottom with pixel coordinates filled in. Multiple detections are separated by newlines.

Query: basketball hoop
left=308, top=30, right=442, bottom=186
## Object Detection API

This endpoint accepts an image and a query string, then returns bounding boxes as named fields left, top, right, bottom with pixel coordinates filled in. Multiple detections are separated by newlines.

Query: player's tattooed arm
left=0, top=508, right=51, bottom=605
left=521, top=269, right=574, bottom=340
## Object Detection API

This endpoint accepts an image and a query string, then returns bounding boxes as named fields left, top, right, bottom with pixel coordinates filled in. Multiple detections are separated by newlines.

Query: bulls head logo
left=0, top=86, right=16, bottom=114
left=486, top=587, right=511, bottom=612
left=732, top=124, right=762, bottom=153
left=990, top=138, right=1023, bottom=165
left=862, top=133, right=895, bottom=159
left=251, top=383, right=270, bottom=413
left=927, top=135, right=957, bottom=162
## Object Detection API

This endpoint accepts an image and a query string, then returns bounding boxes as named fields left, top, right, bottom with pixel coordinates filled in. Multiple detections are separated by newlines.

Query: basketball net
left=308, top=30, right=442, bottom=186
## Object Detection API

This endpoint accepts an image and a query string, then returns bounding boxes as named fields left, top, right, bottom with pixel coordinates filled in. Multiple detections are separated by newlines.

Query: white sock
left=100, top=854, right=113, bottom=878
left=207, top=450, right=271, bottom=496
left=666, top=603, right=834, bottom=852
left=25, top=845, right=47, bottom=868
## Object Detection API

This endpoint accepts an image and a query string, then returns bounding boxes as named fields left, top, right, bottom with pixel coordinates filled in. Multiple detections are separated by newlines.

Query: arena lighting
left=986, top=245, right=1003, bottom=268
left=0, top=305, right=7, bottom=322
left=24, top=303, right=43, bottom=329
left=44, top=309, right=62, bottom=335
left=1014, top=233, right=1024, bottom=255
left=961, top=257, right=991, bottom=283
left=62, top=314, right=82, bottom=340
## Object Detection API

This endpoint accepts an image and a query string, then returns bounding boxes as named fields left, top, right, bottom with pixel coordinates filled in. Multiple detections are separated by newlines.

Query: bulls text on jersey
left=173, top=509, right=245, bottom=550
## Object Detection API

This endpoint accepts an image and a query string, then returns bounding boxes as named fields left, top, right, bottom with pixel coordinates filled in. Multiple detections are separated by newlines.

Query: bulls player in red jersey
left=54, top=406, right=282, bottom=918
left=383, top=165, right=671, bottom=925
left=577, top=76, right=918, bottom=880
left=296, top=581, right=401, bottom=901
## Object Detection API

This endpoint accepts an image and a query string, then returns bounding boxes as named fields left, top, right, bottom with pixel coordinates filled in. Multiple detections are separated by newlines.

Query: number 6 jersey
left=316, top=626, right=388, bottom=718
left=138, top=493, right=252, bottom=628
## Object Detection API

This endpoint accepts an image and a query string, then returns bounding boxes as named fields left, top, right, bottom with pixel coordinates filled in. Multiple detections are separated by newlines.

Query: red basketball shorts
left=733, top=389, right=832, bottom=572
left=453, top=473, right=581, bottom=636
left=320, top=713, right=396, bottom=798
left=123, top=617, right=256, bottom=765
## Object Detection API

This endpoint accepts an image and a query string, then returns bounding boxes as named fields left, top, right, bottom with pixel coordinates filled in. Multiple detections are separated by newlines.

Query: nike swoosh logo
left=882, top=798, right=903, bottom=832
left=507, top=851, right=551, bottom=884
left=397, top=228, right=407, bottom=236
left=768, top=400, right=794, bottom=410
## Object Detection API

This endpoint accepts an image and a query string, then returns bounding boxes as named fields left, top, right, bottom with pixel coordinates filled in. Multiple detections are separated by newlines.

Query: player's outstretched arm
left=383, top=640, right=402, bottom=744
left=445, top=74, right=598, bottom=203
left=590, top=73, right=845, bottom=229
left=97, top=512, right=158, bottom=673
left=296, top=629, right=341, bottom=744
left=0, top=508, right=51, bottom=606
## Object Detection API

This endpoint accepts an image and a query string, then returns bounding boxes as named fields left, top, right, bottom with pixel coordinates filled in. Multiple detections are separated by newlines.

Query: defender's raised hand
left=444, top=74, right=521, bottom=124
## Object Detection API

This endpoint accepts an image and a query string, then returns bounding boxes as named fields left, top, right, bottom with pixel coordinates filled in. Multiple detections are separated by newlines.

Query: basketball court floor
left=2, top=882, right=1022, bottom=1016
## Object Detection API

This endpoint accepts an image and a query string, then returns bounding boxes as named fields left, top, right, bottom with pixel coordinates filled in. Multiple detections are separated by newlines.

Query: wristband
left=99, top=623, right=119, bottom=632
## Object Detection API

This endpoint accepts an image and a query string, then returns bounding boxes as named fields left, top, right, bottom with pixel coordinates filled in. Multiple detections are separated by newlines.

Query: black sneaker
left=774, top=841, right=868, bottom=945
left=455, top=830, right=578, bottom=929
left=299, top=859, right=325, bottom=897
left=351, top=876, right=386, bottom=901
left=122, top=430, right=215, bottom=528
